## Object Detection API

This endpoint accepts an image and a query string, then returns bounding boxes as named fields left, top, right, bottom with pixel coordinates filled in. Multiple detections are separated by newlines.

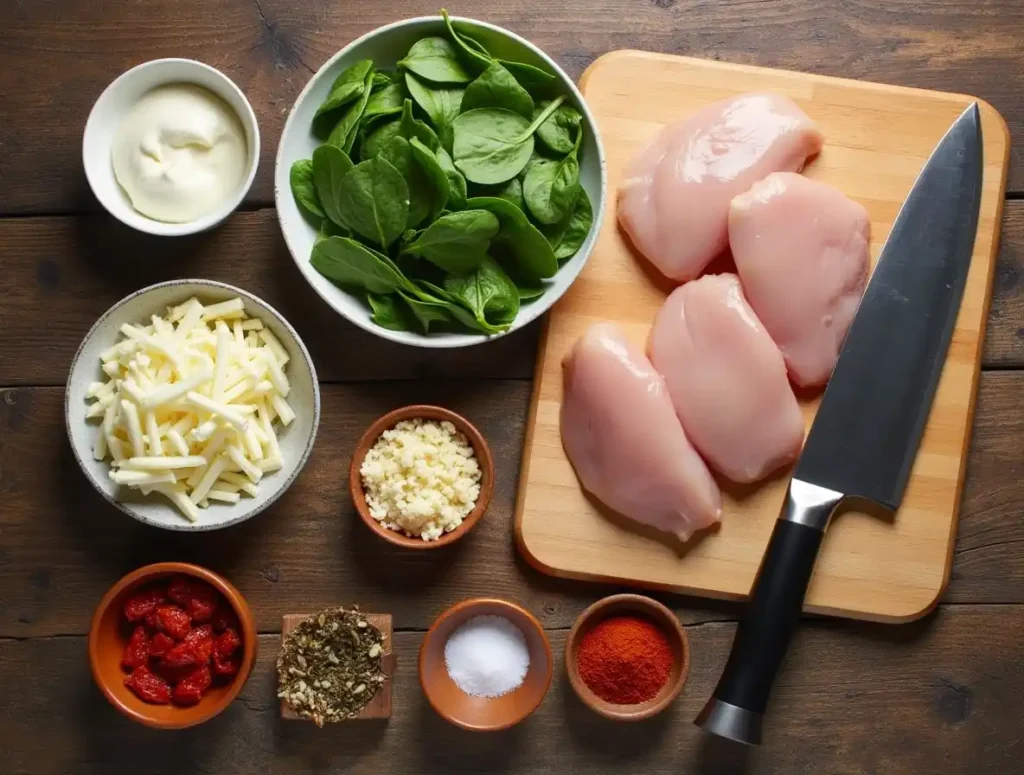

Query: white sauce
left=112, top=84, right=248, bottom=223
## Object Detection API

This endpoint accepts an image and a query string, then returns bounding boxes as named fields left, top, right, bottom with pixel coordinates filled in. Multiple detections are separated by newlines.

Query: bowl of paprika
left=565, top=594, right=689, bottom=721
left=88, top=562, right=257, bottom=729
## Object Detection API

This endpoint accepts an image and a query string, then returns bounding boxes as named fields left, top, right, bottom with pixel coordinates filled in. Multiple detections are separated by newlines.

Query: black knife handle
left=696, top=480, right=843, bottom=745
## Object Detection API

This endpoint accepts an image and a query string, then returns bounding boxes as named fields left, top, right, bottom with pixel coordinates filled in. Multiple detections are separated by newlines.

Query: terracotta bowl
left=349, top=405, right=495, bottom=548
left=419, top=598, right=553, bottom=731
left=565, top=594, right=689, bottom=721
left=88, top=562, right=258, bottom=729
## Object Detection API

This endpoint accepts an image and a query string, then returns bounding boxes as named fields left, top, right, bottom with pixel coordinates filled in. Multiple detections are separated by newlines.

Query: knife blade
left=696, top=103, right=984, bottom=746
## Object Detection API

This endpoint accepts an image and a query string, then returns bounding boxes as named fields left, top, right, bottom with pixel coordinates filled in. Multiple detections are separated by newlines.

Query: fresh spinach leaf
left=399, top=290, right=456, bottom=333
left=367, top=292, right=417, bottom=331
left=398, top=99, right=440, bottom=151
left=403, top=210, right=499, bottom=273
left=522, top=151, right=580, bottom=225
left=363, top=81, right=406, bottom=121
left=443, top=255, right=520, bottom=330
left=441, top=10, right=493, bottom=71
left=327, top=68, right=375, bottom=153
left=337, top=156, right=409, bottom=248
left=415, top=280, right=503, bottom=335
left=499, top=59, right=558, bottom=92
left=372, top=71, right=397, bottom=89
left=471, top=178, right=523, bottom=210
left=379, top=136, right=432, bottom=229
left=542, top=187, right=593, bottom=260
left=398, top=36, right=472, bottom=83
left=315, top=59, right=373, bottom=118
left=435, top=147, right=467, bottom=210
left=409, top=137, right=451, bottom=222
left=316, top=218, right=349, bottom=244
left=290, top=159, right=324, bottom=219
left=311, top=236, right=407, bottom=294
left=311, top=144, right=354, bottom=228
left=361, top=119, right=401, bottom=161
left=516, top=284, right=548, bottom=301
left=467, top=195, right=558, bottom=279
left=452, top=97, right=564, bottom=185
left=405, top=72, right=463, bottom=151
left=461, top=62, right=534, bottom=119
left=535, top=102, right=583, bottom=155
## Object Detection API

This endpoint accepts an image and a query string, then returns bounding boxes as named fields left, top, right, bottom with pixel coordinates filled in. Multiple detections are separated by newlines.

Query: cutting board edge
left=514, top=51, right=1012, bottom=624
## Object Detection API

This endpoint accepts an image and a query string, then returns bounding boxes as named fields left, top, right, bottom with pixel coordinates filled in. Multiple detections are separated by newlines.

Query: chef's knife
left=695, top=103, right=984, bottom=746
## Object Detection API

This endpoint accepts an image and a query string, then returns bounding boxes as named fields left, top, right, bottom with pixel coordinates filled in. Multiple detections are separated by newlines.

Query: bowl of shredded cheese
left=350, top=405, right=494, bottom=548
left=66, top=279, right=320, bottom=531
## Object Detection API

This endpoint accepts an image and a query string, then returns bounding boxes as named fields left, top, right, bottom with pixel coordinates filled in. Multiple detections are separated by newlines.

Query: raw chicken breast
left=729, top=172, right=871, bottom=387
left=649, top=275, right=804, bottom=483
left=561, top=323, right=722, bottom=539
left=618, top=93, right=823, bottom=282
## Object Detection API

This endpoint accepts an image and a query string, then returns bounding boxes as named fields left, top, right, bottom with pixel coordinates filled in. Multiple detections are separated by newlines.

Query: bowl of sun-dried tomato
left=88, top=562, right=257, bottom=729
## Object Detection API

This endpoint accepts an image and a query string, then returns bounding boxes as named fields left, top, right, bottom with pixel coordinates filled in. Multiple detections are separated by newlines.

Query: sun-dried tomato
left=182, top=664, right=212, bottom=693
left=164, top=641, right=198, bottom=668
left=212, top=651, right=240, bottom=677
left=125, top=665, right=171, bottom=705
left=185, top=583, right=219, bottom=623
left=184, top=625, right=214, bottom=663
left=154, top=661, right=195, bottom=684
left=171, top=680, right=204, bottom=706
left=211, top=605, right=239, bottom=633
left=144, top=610, right=162, bottom=632
left=214, top=627, right=242, bottom=659
left=149, top=632, right=175, bottom=658
left=156, top=605, right=191, bottom=640
left=123, top=587, right=166, bottom=622
left=167, top=576, right=192, bottom=605
left=121, top=626, right=150, bottom=670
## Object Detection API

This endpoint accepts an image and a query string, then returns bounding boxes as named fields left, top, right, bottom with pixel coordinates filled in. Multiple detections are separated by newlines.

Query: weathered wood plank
left=0, top=0, right=1022, bottom=216
left=0, top=211, right=539, bottom=385
left=2, top=606, right=1021, bottom=774
left=0, top=203, right=1020, bottom=387
left=2, top=373, right=1021, bottom=638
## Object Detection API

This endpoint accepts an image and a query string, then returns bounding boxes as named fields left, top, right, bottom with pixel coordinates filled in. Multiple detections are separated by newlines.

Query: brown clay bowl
left=565, top=594, right=689, bottom=721
left=88, top=562, right=258, bottom=729
left=419, top=598, right=553, bottom=731
left=349, top=405, right=495, bottom=549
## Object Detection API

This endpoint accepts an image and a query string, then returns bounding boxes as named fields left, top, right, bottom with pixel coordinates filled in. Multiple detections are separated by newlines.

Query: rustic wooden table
left=1, top=2, right=1022, bottom=773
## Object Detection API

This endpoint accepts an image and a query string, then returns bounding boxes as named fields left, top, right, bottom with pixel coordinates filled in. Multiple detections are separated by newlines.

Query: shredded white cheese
left=84, top=296, right=295, bottom=522
left=360, top=418, right=482, bottom=541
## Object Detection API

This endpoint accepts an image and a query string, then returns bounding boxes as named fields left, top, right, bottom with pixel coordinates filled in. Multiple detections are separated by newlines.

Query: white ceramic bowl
left=66, top=280, right=320, bottom=532
left=83, top=59, right=260, bottom=236
left=274, top=15, right=607, bottom=348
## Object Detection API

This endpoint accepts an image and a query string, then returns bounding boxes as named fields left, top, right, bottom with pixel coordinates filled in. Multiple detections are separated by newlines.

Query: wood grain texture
left=516, top=51, right=1011, bottom=622
left=2, top=607, right=1023, bottom=774
left=280, top=613, right=393, bottom=720
left=1, top=0, right=1023, bottom=216
left=2, top=374, right=1022, bottom=639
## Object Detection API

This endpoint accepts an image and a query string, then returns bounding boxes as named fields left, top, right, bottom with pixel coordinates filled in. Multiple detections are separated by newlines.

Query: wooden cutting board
left=514, top=51, right=1010, bottom=623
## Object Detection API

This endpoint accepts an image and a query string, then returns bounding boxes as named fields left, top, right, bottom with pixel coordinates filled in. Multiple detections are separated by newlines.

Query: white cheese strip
left=201, top=298, right=245, bottom=321
left=141, top=369, right=212, bottom=410
left=243, top=425, right=263, bottom=461
left=271, top=394, right=295, bottom=426
left=190, top=454, right=229, bottom=504
left=258, top=455, right=283, bottom=473
left=120, top=455, right=208, bottom=470
left=151, top=483, right=200, bottom=522
left=93, top=428, right=108, bottom=461
left=145, top=411, right=163, bottom=455
left=258, top=328, right=290, bottom=366
left=257, top=401, right=281, bottom=459
left=240, top=318, right=263, bottom=331
left=219, top=471, right=260, bottom=497
left=207, top=489, right=240, bottom=504
left=166, top=429, right=190, bottom=456
left=212, top=326, right=231, bottom=400
left=121, top=400, right=146, bottom=457
left=110, top=469, right=176, bottom=486
left=221, top=377, right=254, bottom=404
left=174, top=299, right=205, bottom=341
left=185, top=391, right=249, bottom=432
left=263, top=351, right=290, bottom=396
left=189, top=419, right=218, bottom=443
left=227, top=444, right=263, bottom=483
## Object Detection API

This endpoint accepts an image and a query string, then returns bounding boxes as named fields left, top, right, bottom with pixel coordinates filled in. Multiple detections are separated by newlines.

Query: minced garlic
left=359, top=418, right=482, bottom=541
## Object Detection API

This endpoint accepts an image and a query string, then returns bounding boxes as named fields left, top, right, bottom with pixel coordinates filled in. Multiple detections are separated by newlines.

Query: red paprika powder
left=576, top=614, right=674, bottom=704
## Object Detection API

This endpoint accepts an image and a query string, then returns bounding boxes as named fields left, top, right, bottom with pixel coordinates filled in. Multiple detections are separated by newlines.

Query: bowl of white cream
left=83, top=59, right=259, bottom=236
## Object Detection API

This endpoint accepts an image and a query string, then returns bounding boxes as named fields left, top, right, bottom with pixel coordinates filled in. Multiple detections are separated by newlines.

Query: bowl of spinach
left=274, top=10, right=606, bottom=347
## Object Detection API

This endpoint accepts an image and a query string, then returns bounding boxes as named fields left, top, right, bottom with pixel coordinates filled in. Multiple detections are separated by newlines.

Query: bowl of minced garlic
left=350, top=405, right=494, bottom=548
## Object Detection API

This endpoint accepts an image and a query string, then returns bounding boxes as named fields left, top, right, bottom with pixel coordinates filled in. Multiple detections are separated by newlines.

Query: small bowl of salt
left=419, top=598, right=553, bottom=731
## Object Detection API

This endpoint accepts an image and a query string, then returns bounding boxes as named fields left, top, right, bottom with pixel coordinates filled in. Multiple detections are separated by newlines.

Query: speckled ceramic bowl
left=65, top=279, right=320, bottom=531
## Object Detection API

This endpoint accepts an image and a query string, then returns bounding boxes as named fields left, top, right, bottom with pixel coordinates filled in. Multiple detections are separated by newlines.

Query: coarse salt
left=444, top=615, right=530, bottom=699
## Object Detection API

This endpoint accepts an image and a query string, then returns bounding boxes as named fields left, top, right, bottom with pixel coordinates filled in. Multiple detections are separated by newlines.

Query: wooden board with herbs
left=2, top=1, right=1024, bottom=774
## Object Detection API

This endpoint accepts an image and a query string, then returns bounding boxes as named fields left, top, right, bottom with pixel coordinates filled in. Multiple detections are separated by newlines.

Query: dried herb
left=277, top=607, right=387, bottom=726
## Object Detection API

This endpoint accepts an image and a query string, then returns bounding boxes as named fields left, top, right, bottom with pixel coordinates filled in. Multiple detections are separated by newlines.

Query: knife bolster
left=780, top=479, right=844, bottom=531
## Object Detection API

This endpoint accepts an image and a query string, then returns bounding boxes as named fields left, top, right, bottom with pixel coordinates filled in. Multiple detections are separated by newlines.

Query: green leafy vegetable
left=405, top=73, right=463, bottom=151
left=443, top=255, right=520, bottom=330
left=327, top=68, right=376, bottom=153
left=415, top=280, right=503, bottom=334
left=372, top=71, right=397, bottom=89
left=312, top=144, right=354, bottom=228
left=472, top=178, right=523, bottom=210
left=435, top=147, right=467, bottom=210
left=409, top=137, right=451, bottom=222
left=366, top=292, right=416, bottom=331
left=461, top=62, right=534, bottom=119
left=542, top=188, right=593, bottom=260
left=316, top=60, right=373, bottom=118
left=290, top=159, right=323, bottom=219
left=336, top=156, right=409, bottom=248
left=499, top=59, right=558, bottom=91
left=399, top=291, right=456, bottom=333
left=397, top=99, right=440, bottom=151
left=311, top=236, right=408, bottom=294
left=522, top=147, right=580, bottom=224
left=379, top=136, right=432, bottom=229
left=316, top=218, right=348, bottom=244
left=398, top=36, right=472, bottom=83
left=363, top=82, right=406, bottom=121
left=403, top=210, right=499, bottom=273
left=452, top=97, right=564, bottom=185
left=361, top=119, right=401, bottom=161
left=467, top=196, right=558, bottom=279
left=441, top=10, right=493, bottom=71
left=535, top=102, right=583, bottom=154
left=516, top=284, right=547, bottom=301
